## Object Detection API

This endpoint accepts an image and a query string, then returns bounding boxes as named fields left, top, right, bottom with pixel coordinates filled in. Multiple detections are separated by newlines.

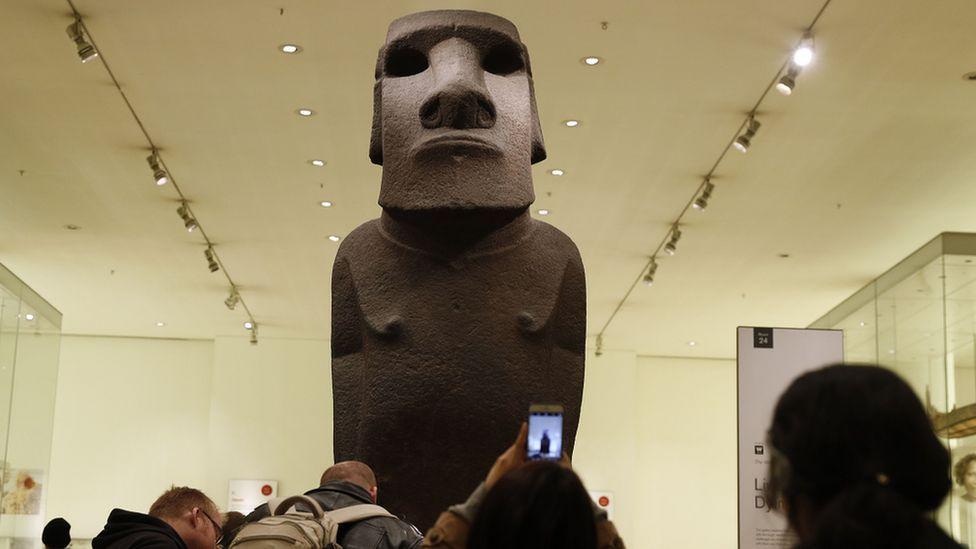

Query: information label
left=228, top=479, right=278, bottom=514
left=737, top=327, right=842, bottom=549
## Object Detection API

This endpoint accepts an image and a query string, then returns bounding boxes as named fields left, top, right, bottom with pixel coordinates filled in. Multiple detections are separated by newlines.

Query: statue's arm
left=331, top=254, right=365, bottom=461
left=552, top=248, right=587, bottom=355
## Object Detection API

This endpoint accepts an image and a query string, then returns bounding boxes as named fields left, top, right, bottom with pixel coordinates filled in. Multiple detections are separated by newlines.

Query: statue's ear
left=529, top=87, right=546, bottom=164
left=369, top=80, right=383, bottom=165
left=525, top=57, right=546, bottom=164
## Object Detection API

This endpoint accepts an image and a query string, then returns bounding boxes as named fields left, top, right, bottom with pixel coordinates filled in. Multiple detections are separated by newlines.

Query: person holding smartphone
left=422, top=420, right=625, bottom=549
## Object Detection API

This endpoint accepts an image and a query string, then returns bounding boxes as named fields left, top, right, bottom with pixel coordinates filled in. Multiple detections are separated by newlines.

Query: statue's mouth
left=413, top=132, right=502, bottom=157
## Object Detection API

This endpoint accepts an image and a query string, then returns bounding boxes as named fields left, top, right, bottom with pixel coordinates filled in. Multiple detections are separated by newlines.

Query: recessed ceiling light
left=320, top=201, right=333, bottom=208
left=887, top=349, right=896, bottom=355
left=549, top=169, right=564, bottom=176
left=582, top=56, right=601, bottom=66
left=310, top=159, right=326, bottom=167
left=24, top=313, right=35, bottom=321
left=859, top=321, right=866, bottom=327
left=244, top=321, right=254, bottom=330
left=537, top=209, right=550, bottom=216
left=296, top=108, right=315, bottom=117
left=280, top=44, right=302, bottom=54
left=64, top=224, right=81, bottom=231
left=563, top=120, right=580, bottom=127
left=688, top=341, right=697, bottom=347
left=156, top=321, right=165, bottom=327
left=328, top=235, right=341, bottom=242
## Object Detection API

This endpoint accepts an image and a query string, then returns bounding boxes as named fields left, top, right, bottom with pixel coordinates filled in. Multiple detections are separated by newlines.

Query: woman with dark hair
left=766, top=364, right=961, bottom=549
left=423, top=424, right=624, bottom=549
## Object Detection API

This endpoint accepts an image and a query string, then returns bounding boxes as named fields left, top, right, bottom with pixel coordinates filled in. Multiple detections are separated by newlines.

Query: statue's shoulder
left=530, top=220, right=583, bottom=264
left=335, top=219, right=384, bottom=258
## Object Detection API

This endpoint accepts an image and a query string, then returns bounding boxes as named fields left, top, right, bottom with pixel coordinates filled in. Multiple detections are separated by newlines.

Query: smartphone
left=527, top=404, right=564, bottom=461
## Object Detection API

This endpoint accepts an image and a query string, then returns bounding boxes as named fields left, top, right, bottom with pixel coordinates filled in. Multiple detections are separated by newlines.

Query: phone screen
left=527, top=405, right=563, bottom=461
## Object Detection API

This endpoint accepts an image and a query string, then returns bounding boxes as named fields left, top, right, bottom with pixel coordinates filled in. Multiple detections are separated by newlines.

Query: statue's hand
left=485, top=422, right=528, bottom=489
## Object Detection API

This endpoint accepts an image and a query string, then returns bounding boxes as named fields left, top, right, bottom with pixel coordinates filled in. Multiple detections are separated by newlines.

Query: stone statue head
left=370, top=10, right=546, bottom=212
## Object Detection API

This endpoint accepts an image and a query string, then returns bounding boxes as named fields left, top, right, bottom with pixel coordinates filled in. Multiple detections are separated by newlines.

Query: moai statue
left=331, top=10, right=586, bottom=529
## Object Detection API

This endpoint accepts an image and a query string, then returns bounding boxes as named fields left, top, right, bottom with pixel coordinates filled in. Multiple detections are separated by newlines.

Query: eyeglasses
left=198, top=508, right=224, bottom=547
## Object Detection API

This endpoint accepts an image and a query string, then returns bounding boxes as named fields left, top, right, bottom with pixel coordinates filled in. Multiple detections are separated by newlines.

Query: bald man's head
left=321, top=461, right=378, bottom=496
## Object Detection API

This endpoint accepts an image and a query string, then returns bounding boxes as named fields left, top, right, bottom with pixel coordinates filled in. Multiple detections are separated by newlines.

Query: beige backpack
left=228, top=495, right=394, bottom=549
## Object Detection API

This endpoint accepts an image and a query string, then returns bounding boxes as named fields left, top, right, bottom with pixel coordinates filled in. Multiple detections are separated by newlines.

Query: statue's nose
left=419, top=38, right=496, bottom=130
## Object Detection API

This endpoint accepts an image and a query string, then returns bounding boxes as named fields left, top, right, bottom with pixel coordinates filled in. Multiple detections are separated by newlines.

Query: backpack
left=228, top=495, right=395, bottom=549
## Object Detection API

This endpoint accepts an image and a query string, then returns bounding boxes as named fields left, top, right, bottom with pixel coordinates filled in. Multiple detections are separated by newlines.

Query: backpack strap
left=269, top=495, right=326, bottom=517
left=325, top=504, right=395, bottom=525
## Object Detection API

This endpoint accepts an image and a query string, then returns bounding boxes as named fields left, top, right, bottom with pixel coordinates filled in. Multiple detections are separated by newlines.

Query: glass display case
left=810, top=232, right=976, bottom=543
left=0, top=263, right=62, bottom=549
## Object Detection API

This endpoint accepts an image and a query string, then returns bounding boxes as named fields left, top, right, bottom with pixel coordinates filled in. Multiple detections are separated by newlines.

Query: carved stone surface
left=332, top=10, right=586, bottom=529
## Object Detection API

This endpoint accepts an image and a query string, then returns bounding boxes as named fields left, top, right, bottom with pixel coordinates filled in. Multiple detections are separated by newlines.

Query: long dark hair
left=767, top=364, right=954, bottom=549
left=468, top=461, right=597, bottom=549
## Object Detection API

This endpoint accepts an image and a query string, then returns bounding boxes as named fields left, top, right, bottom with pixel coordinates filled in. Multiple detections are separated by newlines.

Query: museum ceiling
left=2, top=0, right=975, bottom=359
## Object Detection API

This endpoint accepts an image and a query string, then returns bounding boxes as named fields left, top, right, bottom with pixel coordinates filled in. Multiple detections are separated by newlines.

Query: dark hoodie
left=92, top=509, right=188, bottom=549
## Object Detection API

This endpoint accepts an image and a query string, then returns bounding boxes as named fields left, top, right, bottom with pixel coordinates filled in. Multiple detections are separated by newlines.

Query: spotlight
left=250, top=330, right=258, bottom=345
left=296, top=108, right=315, bottom=117
left=24, top=313, right=36, bottom=321
left=204, top=246, right=219, bottom=273
left=224, top=288, right=240, bottom=310
left=244, top=320, right=255, bottom=330
left=776, top=64, right=801, bottom=96
left=549, top=169, right=564, bottom=176
left=66, top=19, right=98, bottom=63
left=319, top=201, right=333, bottom=208
left=642, top=259, right=658, bottom=286
left=733, top=117, right=761, bottom=153
left=664, top=227, right=682, bottom=256
left=595, top=334, right=604, bottom=357
left=310, top=159, right=326, bottom=167
left=564, top=120, right=580, bottom=127
left=246, top=321, right=258, bottom=345
left=537, top=209, right=550, bottom=216
left=177, top=201, right=198, bottom=232
left=792, top=33, right=815, bottom=67
left=693, top=180, right=715, bottom=211
left=582, top=56, right=601, bottom=66
left=328, top=235, right=341, bottom=242
left=280, top=44, right=302, bottom=54
left=146, top=151, right=169, bottom=185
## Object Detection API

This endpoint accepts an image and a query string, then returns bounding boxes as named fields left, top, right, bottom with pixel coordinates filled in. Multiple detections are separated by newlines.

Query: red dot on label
left=598, top=496, right=610, bottom=507
left=261, top=484, right=273, bottom=496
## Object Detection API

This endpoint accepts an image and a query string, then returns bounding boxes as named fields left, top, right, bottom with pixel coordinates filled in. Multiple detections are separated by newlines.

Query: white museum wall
left=45, top=335, right=737, bottom=549
left=46, top=336, right=214, bottom=538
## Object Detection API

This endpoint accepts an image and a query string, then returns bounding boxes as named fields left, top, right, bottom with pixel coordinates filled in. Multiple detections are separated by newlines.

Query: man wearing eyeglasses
left=93, top=486, right=223, bottom=549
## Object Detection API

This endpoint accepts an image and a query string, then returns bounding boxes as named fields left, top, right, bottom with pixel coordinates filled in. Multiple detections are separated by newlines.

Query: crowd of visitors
left=43, top=363, right=963, bottom=549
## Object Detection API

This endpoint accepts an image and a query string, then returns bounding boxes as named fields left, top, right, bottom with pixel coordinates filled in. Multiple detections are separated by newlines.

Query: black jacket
left=236, top=481, right=422, bottom=549
left=92, top=509, right=187, bottom=549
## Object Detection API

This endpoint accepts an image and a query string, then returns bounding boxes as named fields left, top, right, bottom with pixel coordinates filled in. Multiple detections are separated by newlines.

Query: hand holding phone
left=527, top=404, right=564, bottom=461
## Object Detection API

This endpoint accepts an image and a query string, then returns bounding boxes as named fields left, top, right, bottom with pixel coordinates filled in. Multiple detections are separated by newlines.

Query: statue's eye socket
left=385, top=48, right=429, bottom=77
left=483, top=44, right=525, bottom=75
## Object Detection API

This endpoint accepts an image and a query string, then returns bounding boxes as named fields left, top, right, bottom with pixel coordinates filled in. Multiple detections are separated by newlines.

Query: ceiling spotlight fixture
left=733, top=117, right=761, bottom=153
left=549, top=169, right=564, bottom=176
left=204, top=246, right=219, bottom=273
left=250, top=330, right=258, bottom=345
left=642, top=258, right=658, bottom=286
left=319, top=200, right=333, bottom=208
left=563, top=120, right=580, bottom=127
left=66, top=19, right=98, bottom=63
left=582, top=56, right=601, bottom=66
left=280, top=43, right=302, bottom=54
left=693, top=179, right=715, bottom=211
left=177, top=201, right=198, bottom=232
left=146, top=151, right=169, bottom=186
left=595, top=334, right=604, bottom=357
left=156, top=321, right=166, bottom=327
left=244, top=320, right=255, bottom=330
left=688, top=341, right=697, bottom=347
left=792, top=32, right=815, bottom=67
left=537, top=209, right=550, bottom=216
left=776, top=63, right=801, bottom=96
left=296, top=108, right=315, bottom=117
left=224, top=288, right=240, bottom=310
left=24, top=313, right=36, bottom=321
left=310, top=159, right=326, bottom=167
left=328, top=235, right=341, bottom=242
left=664, top=226, right=682, bottom=256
